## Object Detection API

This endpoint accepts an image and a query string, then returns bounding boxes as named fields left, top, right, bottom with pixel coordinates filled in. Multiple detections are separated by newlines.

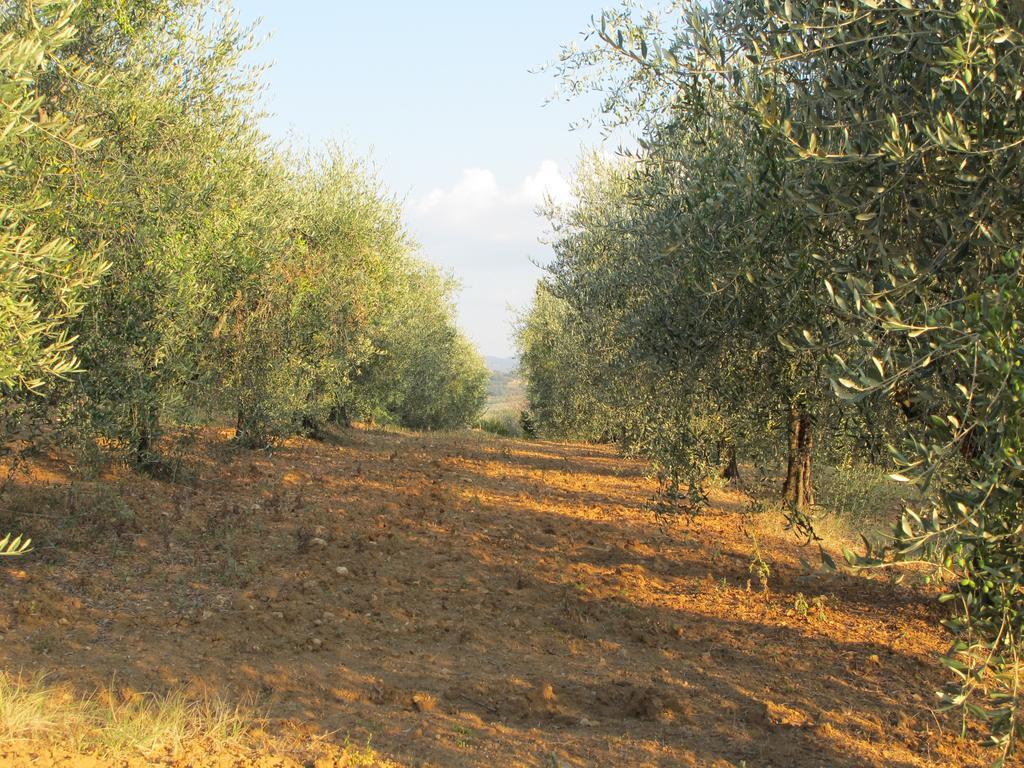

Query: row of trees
left=1, top=0, right=487, bottom=474
left=521, top=0, right=1024, bottom=757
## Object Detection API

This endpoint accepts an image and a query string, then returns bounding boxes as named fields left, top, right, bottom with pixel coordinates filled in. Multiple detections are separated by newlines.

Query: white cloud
left=407, top=160, right=575, bottom=356
left=411, top=160, right=573, bottom=239
left=415, top=167, right=501, bottom=222
left=519, top=159, right=573, bottom=208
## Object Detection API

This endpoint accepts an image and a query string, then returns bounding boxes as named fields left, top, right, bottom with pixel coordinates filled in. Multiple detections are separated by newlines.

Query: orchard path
left=0, top=427, right=995, bottom=767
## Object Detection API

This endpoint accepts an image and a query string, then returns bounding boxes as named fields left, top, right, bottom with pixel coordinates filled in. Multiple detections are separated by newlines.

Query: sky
left=231, top=0, right=622, bottom=358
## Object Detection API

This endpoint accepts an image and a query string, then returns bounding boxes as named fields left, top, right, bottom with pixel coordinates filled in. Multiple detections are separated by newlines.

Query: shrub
left=477, top=411, right=524, bottom=439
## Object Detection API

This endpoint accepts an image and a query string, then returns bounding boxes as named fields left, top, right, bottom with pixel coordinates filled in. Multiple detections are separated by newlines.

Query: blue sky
left=232, top=0, right=622, bottom=358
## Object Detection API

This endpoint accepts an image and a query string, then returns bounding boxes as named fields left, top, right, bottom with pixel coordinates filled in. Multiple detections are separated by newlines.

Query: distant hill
left=484, top=355, right=519, bottom=374
left=483, top=355, right=526, bottom=414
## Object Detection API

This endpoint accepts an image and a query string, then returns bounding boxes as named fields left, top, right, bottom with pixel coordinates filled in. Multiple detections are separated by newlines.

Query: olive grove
left=0, top=0, right=487, bottom=470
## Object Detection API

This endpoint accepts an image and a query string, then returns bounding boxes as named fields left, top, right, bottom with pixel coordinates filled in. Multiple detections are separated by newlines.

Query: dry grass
left=0, top=672, right=402, bottom=765
left=0, top=673, right=250, bottom=756
left=730, top=458, right=911, bottom=553
left=476, top=409, right=525, bottom=438
left=807, top=459, right=920, bottom=559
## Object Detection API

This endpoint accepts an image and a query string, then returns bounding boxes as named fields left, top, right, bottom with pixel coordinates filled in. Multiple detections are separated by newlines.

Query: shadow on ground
left=0, top=427, right=985, bottom=767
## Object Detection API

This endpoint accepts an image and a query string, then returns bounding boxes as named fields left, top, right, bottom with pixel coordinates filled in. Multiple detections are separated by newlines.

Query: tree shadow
left=0, top=427, right=984, bottom=768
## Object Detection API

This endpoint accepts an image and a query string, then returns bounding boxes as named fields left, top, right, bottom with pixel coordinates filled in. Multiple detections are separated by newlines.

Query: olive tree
left=0, top=0, right=105, bottom=398
left=551, top=0, right=1024, bottom=755
left=0, top=0, right=106, bottom=552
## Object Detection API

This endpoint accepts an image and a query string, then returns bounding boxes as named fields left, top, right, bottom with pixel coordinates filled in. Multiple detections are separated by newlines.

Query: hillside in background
left=483, top=358, right=520, bottom=376
left=484, top=356, right=519, bottom=374
left=484, top=357, right=526, bottom=415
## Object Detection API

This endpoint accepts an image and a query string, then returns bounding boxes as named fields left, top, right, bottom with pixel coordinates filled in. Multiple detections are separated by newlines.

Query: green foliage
left=814, top=460, right=909, bottom=529
left=36, top=2, right=280, bottom=461
left=0, top=532, right=31, bottom=557
left=536, top=0, right=1024, bottom=756
left=0, top=0, right=486, bottom=486
left=519, top=123, right=858, bottom=513
left=0, top=0, right=106, bottom=397
left=517, top=280, right=610, bottom=442
left=477, top=410, right=523, bottom=439
left=357, top=266, right=488, bottom=432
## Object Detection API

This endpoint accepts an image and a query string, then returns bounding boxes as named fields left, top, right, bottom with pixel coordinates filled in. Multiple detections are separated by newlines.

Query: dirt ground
left=0, top=427, right=1000, bottom=767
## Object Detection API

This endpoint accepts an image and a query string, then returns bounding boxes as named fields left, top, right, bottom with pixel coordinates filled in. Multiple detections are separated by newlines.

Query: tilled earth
left=0, top=427, right=996, bottom=767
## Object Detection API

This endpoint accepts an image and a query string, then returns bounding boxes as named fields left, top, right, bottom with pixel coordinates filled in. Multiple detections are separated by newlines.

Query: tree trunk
left=329, top=405, right=351, bottom=428
left=782, top=402, right=814, bottom=510
left=301, top=414, right=323, bottom=440
left=234, top=408, right=262, bottom=448
left=134, top=408, right=158, bottom=468
left=234, top=408, right=247, bottom=442
left=134, top=409, right=174, bottom=478
left=721, top=443, right=741, bottom=482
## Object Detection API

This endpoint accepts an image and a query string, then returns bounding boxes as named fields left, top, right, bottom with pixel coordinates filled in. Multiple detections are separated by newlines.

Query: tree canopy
left=0, top=0, right=488, bottom=472
left=520, top=0, right=1024, bottom=756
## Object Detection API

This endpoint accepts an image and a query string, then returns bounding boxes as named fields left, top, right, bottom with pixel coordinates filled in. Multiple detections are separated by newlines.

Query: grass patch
left=476, top=410, right=525, bottom=439
left=806, top=459, right=919, bottom=553
left=0, top=673, right=250, bottom=756
left=736, top=459, right=913, bottom=557
left=336, top=736, right=396, bottom=767
left=0, top=673, right=399, bottom=764
left=815, top=459, right=909, bottom=529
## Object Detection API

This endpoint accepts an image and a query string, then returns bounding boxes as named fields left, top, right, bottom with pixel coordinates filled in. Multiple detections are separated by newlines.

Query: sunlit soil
left=0, top=427, right=995, bottom=767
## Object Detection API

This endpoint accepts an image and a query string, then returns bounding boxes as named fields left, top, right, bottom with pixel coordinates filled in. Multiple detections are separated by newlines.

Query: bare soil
left=0, top=427, right=999, bottom=767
